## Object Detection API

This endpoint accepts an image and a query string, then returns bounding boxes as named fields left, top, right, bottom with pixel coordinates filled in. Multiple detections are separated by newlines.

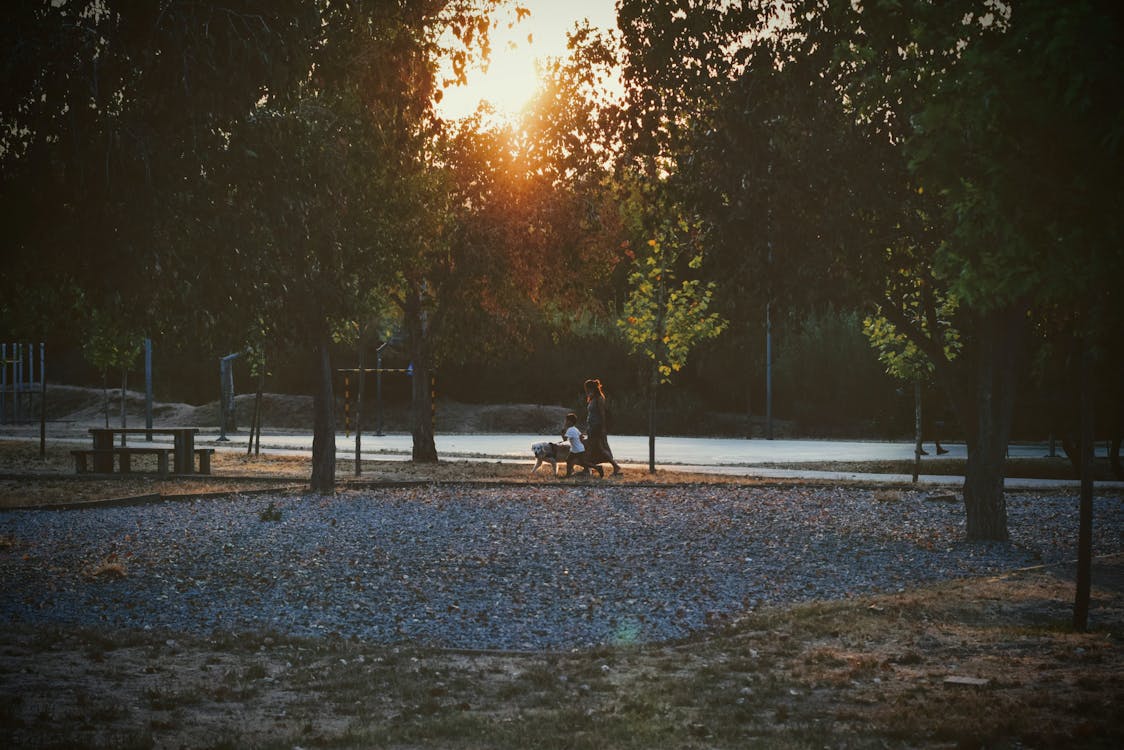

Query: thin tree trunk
left=913, top=380, right=922, bottom=483
left=39, top=349, right=47, bottom=459
left=1074, top=337, right=1094, bottom=631
left=745, top=342, right=753, bottom=440
left=254, top=376, right=263, bottom=456
left=249, top=369, right=264, bottom=457
left=310, top=335, right=336, bottom=495
left=1112, top=374, right=1123, bottom=479
left=648, top=362, right=657, bottom=474
left=120, top=368, right=127, bottom=446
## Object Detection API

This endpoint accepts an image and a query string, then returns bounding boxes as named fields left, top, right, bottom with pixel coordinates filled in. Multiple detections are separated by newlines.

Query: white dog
left=531, top=441, right=570, bottom=475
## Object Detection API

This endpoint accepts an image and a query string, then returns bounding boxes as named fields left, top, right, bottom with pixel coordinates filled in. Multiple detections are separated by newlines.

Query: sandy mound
left=31, top=385, right=569, bottom=434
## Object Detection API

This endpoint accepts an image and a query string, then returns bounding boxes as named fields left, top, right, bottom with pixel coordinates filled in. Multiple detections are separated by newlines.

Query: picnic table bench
left=71, top=428, right=214, bottom=475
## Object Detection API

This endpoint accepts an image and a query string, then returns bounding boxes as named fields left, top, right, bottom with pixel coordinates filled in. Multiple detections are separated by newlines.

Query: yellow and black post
left=344, top=374, right=351, bottom=438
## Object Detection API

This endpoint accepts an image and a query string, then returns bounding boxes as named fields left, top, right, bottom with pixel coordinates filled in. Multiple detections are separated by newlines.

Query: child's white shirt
left=563, top=426, right=585, bottom=453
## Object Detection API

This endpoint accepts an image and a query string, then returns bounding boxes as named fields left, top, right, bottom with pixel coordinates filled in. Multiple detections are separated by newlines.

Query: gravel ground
left=1, top=484, right=1121, bottom=651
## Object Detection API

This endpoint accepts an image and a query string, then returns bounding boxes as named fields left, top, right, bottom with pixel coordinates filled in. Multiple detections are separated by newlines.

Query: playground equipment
left=1, top=342, right=47, bottom=457
left=1, top=342, right=45, bottom=426
left=340, top=364, right=414, bottom=434
left=339, top=357, right=433, bottom=476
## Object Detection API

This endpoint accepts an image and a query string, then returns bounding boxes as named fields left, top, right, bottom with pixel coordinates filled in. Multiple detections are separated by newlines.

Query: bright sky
left=437, top=0, right=618, bottom=121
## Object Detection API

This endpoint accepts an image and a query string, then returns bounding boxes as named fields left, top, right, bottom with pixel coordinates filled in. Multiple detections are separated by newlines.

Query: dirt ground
left=2, top=392, right=1122, bottom=747
left=2, top=555, right=1121, bottom=749
left=0, top=436, right=798, bottom=510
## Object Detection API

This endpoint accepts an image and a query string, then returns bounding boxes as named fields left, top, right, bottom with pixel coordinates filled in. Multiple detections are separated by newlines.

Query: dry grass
left=0, top=439, right=781, bottom=509
left=1, top=558, right=1120, bottom=748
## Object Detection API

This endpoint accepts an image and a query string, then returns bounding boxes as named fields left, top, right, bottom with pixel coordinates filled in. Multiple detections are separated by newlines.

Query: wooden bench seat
left=71, top=446, right=217, bottom=475
left=71, top=447, right=173, bottom=475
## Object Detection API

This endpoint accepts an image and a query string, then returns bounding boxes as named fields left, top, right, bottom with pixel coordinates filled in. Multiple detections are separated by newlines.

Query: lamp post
left=375, top=342, right=387, bottom=436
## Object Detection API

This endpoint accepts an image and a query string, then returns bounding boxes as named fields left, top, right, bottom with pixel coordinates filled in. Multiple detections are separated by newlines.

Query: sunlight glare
left=438, top=0, right=617, bottom=122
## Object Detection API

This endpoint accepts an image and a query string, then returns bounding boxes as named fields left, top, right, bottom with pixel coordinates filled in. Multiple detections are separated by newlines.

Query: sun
left=437, top=1, right=617, bottom=122
left=439, top=25, right=541, bottom=121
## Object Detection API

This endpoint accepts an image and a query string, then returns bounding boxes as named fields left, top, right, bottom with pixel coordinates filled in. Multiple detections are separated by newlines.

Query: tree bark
left=404, top=288, right=438, bottom=463
left=961, top=306, right=1025, bottom=541
left=310, top=334, right=336, bottom=495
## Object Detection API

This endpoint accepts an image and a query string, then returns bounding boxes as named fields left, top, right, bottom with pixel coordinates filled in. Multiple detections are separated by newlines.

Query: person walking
left=585, top=378, right=622, bottom=476
left=562, top=412, right=603, bottom=477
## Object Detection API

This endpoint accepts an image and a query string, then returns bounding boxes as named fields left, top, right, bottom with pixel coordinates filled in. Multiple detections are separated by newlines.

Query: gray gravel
left=1, top=484, right=1121, bottom=650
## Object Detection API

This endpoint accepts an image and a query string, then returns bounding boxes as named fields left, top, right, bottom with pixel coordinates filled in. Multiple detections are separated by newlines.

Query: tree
left=214, top=92, right=401, bottom=491
left=618, top=206, right=726, bottom=472
left=81, top=307, right=145, bottom=435
left=392, top=17, right=633, bottom=462
left=3, top=1, right=511, bottom=490
left=833, top=0, right=1124, bottom=539
left=0, top=1, right=313, bottom=340
left=613, top=0, right=1122, bottom=541
left=864, top=269, right=962, bottom=479
left=613, top=0, right=909, bottom=439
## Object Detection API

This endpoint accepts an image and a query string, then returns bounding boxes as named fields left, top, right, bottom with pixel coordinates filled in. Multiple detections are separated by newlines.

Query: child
left=562, top=412, right=604, bottom=478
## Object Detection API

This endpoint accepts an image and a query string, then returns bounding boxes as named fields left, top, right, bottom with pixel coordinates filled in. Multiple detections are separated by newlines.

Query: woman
left=584, top=378, right=622, bottom=476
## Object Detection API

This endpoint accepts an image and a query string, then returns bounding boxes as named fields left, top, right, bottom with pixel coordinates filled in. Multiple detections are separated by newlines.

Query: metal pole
left=765, top=303, right=773, bottom=440
left=765, top=135, right=774, bottom=442
left=14, top=343, right=22, bottom=424
left=376, top=343, right=386, bottom=436
left=145, top=338, right=153, bottom=440
left=1, top=343, right=6, bottom=424
left=218, top=357, right=228, bottom=442
left=39, top=343, right=46, bottom=458
left=355, top=343, right=365, bottom=477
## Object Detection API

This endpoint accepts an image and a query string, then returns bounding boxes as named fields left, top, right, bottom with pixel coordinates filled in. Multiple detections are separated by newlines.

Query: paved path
left=221, top=431, right=1081, bottom=465
left=6, top=426, right=1120, bottom=489
left=217, top=431, right=1118, bottom=490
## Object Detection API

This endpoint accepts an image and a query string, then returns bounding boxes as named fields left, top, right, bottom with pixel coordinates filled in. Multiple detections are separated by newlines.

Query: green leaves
left=617, top=212, right=726, bottom=385
left=82, top=308, right=145, bottom=375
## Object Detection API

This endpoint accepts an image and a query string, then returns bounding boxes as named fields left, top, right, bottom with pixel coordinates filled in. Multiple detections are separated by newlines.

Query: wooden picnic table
left=76, top=427, right=211, bottom=475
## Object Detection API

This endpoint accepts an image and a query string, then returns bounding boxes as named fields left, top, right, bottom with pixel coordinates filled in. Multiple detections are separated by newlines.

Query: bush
left=772, top=309, right=902, bottom=435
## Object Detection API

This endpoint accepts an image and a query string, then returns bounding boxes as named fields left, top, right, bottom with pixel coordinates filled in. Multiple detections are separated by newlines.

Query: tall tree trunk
left=404, top=288, right=437, bottom=463
left=961, top=306, right=1024, bottom=541
left=310, top=334, right=336, bottom=495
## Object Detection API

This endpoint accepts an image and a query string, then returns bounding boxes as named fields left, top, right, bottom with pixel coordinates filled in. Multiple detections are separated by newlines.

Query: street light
left=375, top=342, right=388, bottom=436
